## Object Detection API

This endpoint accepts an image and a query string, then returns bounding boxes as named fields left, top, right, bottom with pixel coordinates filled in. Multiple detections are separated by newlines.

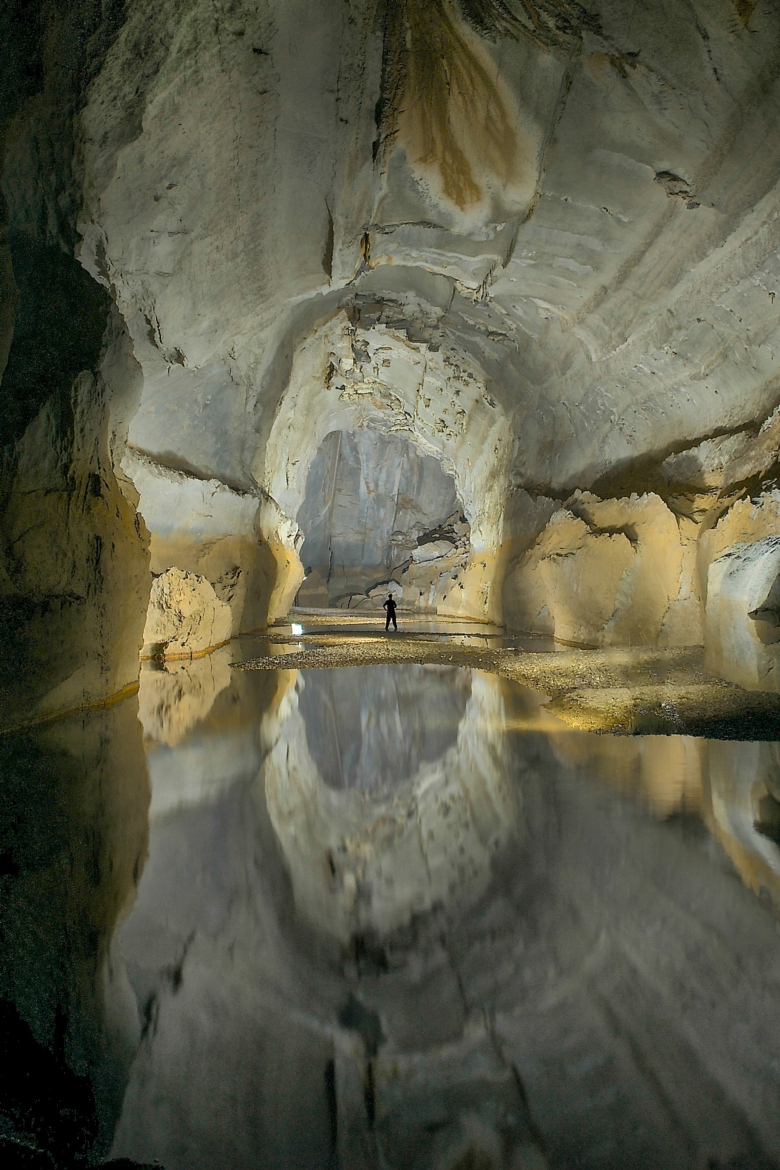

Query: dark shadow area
left=0, top=236, right=111, bottom=450
left=0, top=702, right=150, bottom=1167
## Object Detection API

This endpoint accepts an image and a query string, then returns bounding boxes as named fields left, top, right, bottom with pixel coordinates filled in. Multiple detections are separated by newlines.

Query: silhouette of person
left=383, top=593, right=398, bottom=631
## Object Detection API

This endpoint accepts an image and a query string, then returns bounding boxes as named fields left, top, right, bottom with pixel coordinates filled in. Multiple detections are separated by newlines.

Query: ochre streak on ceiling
left=381, top=0, right=522, bottom=210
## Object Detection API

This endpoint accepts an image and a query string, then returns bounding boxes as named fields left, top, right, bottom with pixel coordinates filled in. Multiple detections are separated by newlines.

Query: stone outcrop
left=0, top=5, right=151, bottom=727
left=142, top=568, right=232, bottom=659
left=504, top=491, right=698, bottom=647
left=126, top=450, right=301, bottom=633
left=0, top=347, right=150, bottom=729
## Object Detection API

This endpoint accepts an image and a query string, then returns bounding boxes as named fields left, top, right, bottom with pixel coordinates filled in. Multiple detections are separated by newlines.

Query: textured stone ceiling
left=73, top=0, right=780, bottom=491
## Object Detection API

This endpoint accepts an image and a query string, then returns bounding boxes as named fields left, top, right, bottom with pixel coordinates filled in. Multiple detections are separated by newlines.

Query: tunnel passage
left=295, top=427, right=470, bottom=610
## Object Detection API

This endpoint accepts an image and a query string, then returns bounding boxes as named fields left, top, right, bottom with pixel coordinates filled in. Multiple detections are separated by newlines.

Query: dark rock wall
left=0, top=1, right=150, bottom=728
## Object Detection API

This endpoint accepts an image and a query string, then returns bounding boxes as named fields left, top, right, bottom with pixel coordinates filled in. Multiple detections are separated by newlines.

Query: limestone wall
left=0, top=3, right=151, bottom=728
left=5, top=0, right=780, bottom=691
left=296, top=427, right=469, bottom=610
left=0, top=325, right=150, bottom=728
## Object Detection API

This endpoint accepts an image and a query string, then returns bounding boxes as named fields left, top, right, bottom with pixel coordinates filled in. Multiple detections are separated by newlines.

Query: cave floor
left=235, top=610, right=780, bottom=741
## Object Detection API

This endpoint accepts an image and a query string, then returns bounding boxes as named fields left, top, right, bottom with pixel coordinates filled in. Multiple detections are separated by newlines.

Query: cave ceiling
left=26, top=0, right=768, bottom=502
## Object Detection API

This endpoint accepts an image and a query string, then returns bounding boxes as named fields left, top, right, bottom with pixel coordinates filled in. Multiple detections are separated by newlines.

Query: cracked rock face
left=142, top=567, right=233, bottom=659
left=5, top=0, right=780, bottom=712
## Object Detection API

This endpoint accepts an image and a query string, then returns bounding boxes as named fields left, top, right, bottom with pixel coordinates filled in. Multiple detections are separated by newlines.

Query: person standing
left=383, top=593, right=398, bottom=631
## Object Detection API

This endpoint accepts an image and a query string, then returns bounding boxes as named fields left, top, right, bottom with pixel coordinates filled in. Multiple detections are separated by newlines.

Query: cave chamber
left=3, top=0, right=780, bottom=1167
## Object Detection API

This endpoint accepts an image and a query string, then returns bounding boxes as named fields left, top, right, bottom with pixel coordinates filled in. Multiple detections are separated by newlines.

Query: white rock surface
left=7, top=0, right=780, bottom=705
left=142, top=568, right=233, bottom=659
left=296, top=426, right=470, bottom=609
left=68, top=0, right=780, bottom=638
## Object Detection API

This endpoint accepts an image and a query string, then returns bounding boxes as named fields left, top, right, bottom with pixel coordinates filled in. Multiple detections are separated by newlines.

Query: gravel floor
left=234, top=620, right=780, bottom=739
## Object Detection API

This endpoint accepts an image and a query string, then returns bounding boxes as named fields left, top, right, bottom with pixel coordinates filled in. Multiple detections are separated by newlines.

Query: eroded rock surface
left=296, top=428, right=469, bottom=609
left=142, top=568, right=232, bottom=659
left=7, top=0, right=780, bottom=696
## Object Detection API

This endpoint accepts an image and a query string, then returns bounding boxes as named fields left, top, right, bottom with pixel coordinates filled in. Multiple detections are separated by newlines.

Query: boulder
left=142, top=568, right=232, bottom=659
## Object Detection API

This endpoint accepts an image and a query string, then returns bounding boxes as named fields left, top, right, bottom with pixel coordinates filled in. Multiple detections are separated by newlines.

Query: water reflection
left=3, top=657, right=780, bottom=1168
left=706, top=740, right=780, bottom=904
left=265, top=666, right=521, bottom=940
left=139, top=651, right=293, bottom=818
left=0, top=700, right=149, bottom=1165
left=297, top=664, right=470, bottom=792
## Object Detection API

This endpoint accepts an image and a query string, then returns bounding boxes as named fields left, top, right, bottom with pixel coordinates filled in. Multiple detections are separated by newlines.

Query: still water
left=2, top=652, right=780, bottom=1169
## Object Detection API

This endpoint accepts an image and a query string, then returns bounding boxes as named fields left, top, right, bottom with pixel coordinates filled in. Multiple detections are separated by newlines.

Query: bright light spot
left=291, top=624, right=303, bottom=636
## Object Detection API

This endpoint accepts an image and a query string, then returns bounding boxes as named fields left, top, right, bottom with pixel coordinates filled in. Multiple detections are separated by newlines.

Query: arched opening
left=7, top=3, right=780, bottom=1167
left=295, top=427, right=470, bottom=610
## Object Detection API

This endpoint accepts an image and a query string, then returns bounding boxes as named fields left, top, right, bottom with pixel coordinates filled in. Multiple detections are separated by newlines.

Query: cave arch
left=256, top=305, right=514, bottom=620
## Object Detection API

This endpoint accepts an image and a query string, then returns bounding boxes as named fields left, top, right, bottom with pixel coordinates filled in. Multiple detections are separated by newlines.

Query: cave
left=296, top=427, right=470, bottom=609
left=4, top=1, right=780, bottom=1167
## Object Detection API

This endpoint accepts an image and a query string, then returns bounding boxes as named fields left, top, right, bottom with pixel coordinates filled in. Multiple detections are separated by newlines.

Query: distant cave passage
left=295, top=428, right=470, bottom=610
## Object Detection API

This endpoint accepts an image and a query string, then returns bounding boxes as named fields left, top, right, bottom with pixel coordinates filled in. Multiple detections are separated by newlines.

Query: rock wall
left=5, top=0, right=780, bottom=684
left=126, top=450, right=300, bottom=635
left=0, top=316, right=151, bottom=728
left=504, top=491, right=694, bottom=647
left=0, top=3, right=150, bottom=728
left=504, top=444, right=780, bottom=660
left=296, top=427, right=469, bottom=609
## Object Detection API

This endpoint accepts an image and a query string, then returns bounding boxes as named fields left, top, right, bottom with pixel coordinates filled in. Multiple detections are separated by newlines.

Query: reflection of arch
left=704, top=739, right=780, bottom=905
left=261, top=668, right=523, bottom=940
